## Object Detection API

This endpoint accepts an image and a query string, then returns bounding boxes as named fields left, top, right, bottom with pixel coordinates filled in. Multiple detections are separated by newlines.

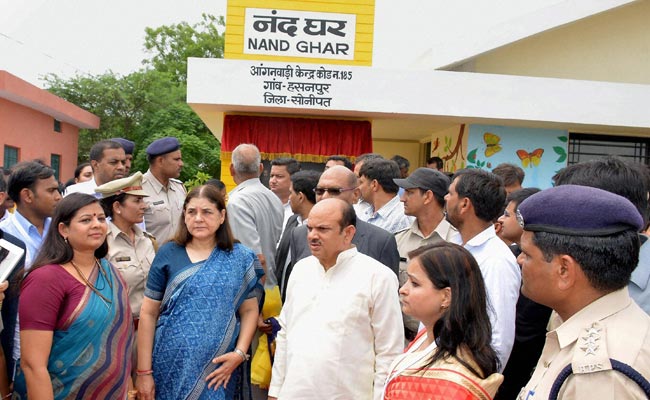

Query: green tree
left=44, top=14, right=225, bottom=180
left=143, top=13, right=225, bottom=83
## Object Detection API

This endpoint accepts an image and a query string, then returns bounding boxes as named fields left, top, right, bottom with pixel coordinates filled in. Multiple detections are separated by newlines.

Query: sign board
left=225, top=0, right=375, bottom=66
left=244, top=8, right=356, bottom=60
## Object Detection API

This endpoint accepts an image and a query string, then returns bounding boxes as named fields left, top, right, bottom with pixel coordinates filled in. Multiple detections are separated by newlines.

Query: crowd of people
left=0, top=137, right=648, bottom=400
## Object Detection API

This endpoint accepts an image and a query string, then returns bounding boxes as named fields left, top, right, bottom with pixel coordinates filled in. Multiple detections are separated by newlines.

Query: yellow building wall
left=463, top=1, right=650, bottom=84
left=225, top=0, right=375, bottom=66
left=373, top=140, right=420, bottom=173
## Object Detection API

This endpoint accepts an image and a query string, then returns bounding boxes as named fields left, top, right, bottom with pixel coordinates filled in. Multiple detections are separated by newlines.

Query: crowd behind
left=0, top=137, right=648, bottom=400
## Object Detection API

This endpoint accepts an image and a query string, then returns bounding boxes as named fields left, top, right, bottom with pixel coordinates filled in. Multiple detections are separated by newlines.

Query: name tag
left=116, top=256, right=131, bottom=262
left=153, top=200, right=164, bottom=205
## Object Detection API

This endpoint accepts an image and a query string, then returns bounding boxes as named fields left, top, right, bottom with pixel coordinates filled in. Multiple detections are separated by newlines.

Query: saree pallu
left=152, top=244, right=264, bottom=400
left=14, top=259, right=134, bottom=399
left=384, top=366, right=503, bottom=400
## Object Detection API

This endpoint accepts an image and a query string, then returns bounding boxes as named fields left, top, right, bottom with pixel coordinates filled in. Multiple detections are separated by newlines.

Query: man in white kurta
left=268, top=199, right=404, bottom=400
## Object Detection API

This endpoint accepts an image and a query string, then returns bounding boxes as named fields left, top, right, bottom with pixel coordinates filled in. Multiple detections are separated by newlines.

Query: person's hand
left=206, top=352, right=243, bottom=390
left=257, top=315, right=273, bottom=334
left=268, top=397, right=278, bottom=400
left=135, top=374, right=155, bottom=400
left=0, top=281, right=8, bottom=302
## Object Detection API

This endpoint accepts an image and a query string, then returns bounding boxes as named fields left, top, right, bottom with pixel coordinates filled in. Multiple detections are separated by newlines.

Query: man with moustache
left=517, top=185, right=650, bottom=399
left=269, top=199, right=403, bottom=400
left=141, top=137, right=186, bottom=242
left=110, top=138, right=135, bottom=176
left=269, top=158, right=300, bottom=234
left=444, top=169, right=520, bottom=370
left=289, top=166, right=399, bottom=278
left=65, top=140, right=127, bottom=196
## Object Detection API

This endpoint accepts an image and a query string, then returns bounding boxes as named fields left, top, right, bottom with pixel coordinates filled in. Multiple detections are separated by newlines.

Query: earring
left=64, top=237, right=69, bottom=244
left=440, top=304, right=448, bottom=311
left=117, top=211, right=121, bottom=215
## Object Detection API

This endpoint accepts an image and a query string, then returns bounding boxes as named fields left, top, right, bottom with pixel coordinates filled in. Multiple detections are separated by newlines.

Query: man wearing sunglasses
left=287, top=166, right=399, bottom=280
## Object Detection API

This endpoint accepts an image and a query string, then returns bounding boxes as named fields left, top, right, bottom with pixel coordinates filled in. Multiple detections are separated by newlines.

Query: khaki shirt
left=518, top=289, right=650, bottom=399
left=106, top=222, right=156, bottom=318
left=394, top=219, right=447, bottom=333
left=142, top=170, right=186, bottom=242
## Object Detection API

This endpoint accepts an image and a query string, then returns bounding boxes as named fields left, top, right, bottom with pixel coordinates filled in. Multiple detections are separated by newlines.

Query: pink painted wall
left=0, top=98, right=79, bottom=181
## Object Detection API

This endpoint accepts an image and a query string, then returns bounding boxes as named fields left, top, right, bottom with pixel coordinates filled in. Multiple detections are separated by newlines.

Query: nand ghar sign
left=243, top=8, right=356, bottom=60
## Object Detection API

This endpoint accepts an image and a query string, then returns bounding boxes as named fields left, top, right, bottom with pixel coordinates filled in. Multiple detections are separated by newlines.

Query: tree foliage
left=44, top=14, right=224, bottom=181
left=143, top=14, right=225, bottom=83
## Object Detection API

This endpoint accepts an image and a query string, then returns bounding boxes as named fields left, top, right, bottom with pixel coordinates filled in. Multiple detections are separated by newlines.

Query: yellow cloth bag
left=250, top=285, right=282, bottom=388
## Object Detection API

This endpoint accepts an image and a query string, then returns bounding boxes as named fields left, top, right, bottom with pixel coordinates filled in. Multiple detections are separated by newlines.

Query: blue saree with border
left=152, top=243, right=263, bottom=400
left=14, top=259, right=133, bottom=399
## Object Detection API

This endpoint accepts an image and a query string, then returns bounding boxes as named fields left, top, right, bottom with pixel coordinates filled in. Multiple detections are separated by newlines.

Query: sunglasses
left=313, top=187, right=356, bottom=196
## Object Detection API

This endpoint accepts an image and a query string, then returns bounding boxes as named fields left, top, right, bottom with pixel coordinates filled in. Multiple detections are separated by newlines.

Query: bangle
left=136, top=369, right=153, bottom=376
left=3, top=393, right=13, bottom=399
left=233, top=348, right=250, bottom=362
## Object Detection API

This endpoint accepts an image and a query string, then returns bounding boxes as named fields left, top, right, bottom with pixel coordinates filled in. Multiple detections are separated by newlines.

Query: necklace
left=69, top=258, right=113, bottom=308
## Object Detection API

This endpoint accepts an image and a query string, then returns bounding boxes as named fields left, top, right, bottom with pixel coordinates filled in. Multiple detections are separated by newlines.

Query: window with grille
left=568, top=133, right=650, bottom=165
left=3, top=146, right=19, bottom=169
left=51, top=154, right=61, bottom=181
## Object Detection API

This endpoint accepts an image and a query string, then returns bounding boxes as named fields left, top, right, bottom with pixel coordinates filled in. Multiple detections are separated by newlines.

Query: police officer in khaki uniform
left=141, top=137, right=186, bottom=242
left=96, top=172, right=156, bottom=326
left=516, top=185, right=650, bottom=399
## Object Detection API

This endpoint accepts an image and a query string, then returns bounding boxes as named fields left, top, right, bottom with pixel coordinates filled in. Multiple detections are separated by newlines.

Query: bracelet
left=136, top=369, right=153, bottom=376
left=2, top=393, right=13, bottom=399
left=233, top=348, right=250, bottom=362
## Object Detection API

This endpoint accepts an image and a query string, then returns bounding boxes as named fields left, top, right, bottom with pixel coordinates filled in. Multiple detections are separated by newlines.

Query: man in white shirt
left=444, top=168, right=520, bottom=370
left=269, top=157, right=300, bottom=235
left=269, top=198, right=403, bottom=400
left=65, top=140, right=127, bottom=197
left=357, top=158, right=413, bottom=233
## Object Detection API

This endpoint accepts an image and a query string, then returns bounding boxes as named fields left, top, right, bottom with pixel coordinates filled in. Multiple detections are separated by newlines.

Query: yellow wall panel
left=225, top=0, right=375, bottom=66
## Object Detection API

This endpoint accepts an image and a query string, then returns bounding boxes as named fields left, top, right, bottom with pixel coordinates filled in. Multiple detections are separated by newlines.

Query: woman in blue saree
left=136, top=185, right=263, bottom=400
left=14, top=193, right=133, bottom=399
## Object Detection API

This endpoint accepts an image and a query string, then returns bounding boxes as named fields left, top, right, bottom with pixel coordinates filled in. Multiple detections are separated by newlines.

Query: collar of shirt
left=108, top=220, right=145, bottom=241
left=228, top=177, right=262, bottom=196
left=554, top=288, right=632, bottom=349
left=14, top=210, right=50, bottom=241
left=365, top=195, right=402, bottom=220
left=144, top=169, right=176, bottom=194
left=319, top=246, right=358, bottom=273
left=464, top=224, right=497, bottom=248
left=435, top=219, right=460, bottom=242
left=407, top=220, right=439, bottom=240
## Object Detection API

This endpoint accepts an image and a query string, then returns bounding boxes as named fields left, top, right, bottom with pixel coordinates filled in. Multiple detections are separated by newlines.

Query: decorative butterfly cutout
left=483, top=133, right=502, bottom=158
left=517, top=148, right=544, bottom=168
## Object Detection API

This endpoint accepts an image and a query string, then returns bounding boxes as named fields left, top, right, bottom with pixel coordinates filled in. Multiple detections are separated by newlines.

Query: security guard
left=96, top=172, right=156, bottom=327
left=516, top=185, right=650, bottom=399
left=141, top=137, right=186, bottom=242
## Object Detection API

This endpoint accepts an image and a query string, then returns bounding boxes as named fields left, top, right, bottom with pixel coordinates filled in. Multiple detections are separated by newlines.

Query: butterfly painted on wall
left=516, top=148, right=544, bottom=168
left=483, top=133, right=502, bottom=157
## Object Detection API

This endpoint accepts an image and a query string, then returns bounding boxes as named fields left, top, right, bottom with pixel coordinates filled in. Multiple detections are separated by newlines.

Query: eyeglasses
left=313, top=187, right=356, bottom=196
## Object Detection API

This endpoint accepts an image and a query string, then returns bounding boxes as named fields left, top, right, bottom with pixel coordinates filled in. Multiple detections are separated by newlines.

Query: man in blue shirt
left=0, top=160, right=61, bottom=268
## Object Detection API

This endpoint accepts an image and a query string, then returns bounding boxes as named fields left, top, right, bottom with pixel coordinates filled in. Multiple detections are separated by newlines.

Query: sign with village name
left=243, top=8, right=356, bottom=60
left=249, top=62, right=354, bottom=109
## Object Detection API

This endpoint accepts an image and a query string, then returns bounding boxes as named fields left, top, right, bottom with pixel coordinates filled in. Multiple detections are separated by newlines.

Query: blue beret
left=146, top=137, right=180, bottom=157
left=518, top=185, right=643, bottom=236
left=110, top=138, right=135, bottom=154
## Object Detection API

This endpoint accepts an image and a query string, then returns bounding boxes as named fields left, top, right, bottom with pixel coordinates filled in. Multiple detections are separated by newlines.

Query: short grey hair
left=232, top=143, right=261, bottom=176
